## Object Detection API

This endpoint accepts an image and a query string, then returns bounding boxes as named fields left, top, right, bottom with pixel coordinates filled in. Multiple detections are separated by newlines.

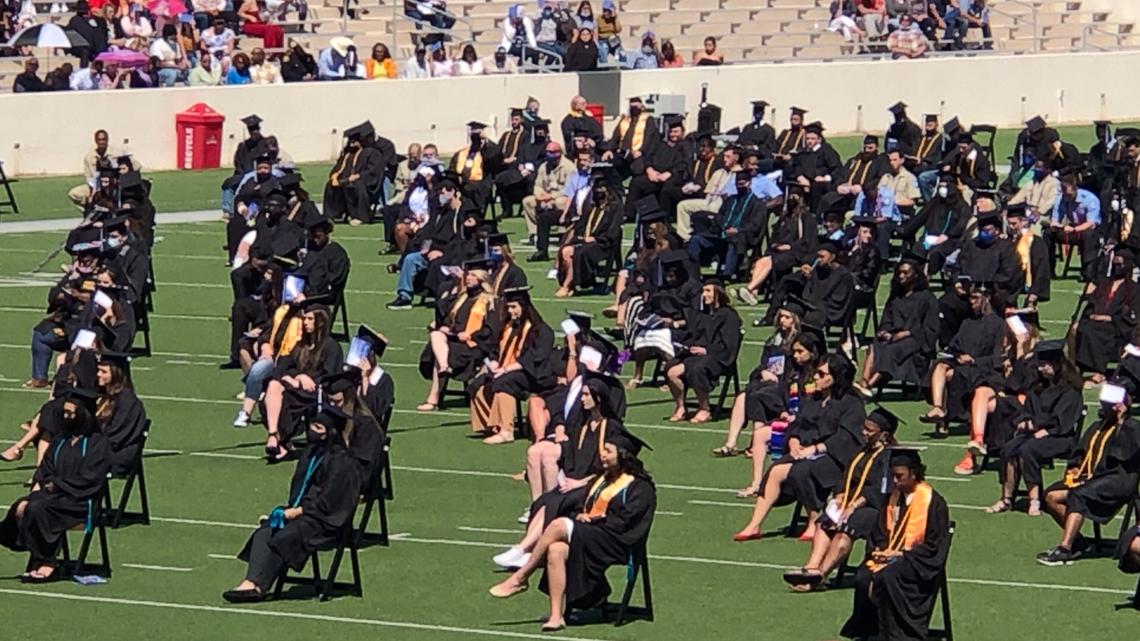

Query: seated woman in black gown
left=1073, top=249, right=1138, bottom=386
left=492, top=377, right=624, bottom=569
left=263, top=302, right=343, bottom=461
left=489, top=431, right=656, bottom=633
left=417, top=263, right=495, bottom=411
left=223, top=408, right=362, bottom=602
left=93, top=352, right=148, bottom=475
left=553, top=175, right=622, bottom=298
left=784, top=407, right=898, bottom=591
left=320, top=368, right=385, bottom=487
left=665, top=278, right=743, bottom=424
left=857, top=252, right=939, bottom=394
left=732, top=353, right=866, bottom=543
left=0, top=388, right=110, bottom=583
left=714, top=297, right=804, bottom=458
left=735, top=192, right=817, bottom=307
left=1036, top=382, right=1140, bottom=566
left=470, top=286, right=556, bottom=444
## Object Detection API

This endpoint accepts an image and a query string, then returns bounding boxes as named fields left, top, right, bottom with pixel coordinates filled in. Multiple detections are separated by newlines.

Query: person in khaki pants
left=675, top=145, right=741, bottom=240
left=521, top=141, right=574, bottom=245
left=68, top=129, right=118, bottom=210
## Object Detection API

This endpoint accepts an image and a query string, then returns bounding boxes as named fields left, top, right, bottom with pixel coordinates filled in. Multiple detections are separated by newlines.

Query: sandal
left=489, top=580, right=529, bottom=598
left=264, top=434, right=281, bottom=458
left=986, top=498, right=1012, bottom=514
left=689, top=410, right=712, bottom=424
left=624, top=377, right=642, bottom=390
left=416, top=402, right=439, bottom=412
left=918, top=408, right=946, bottom=424
left=667, top=410, right=687, bottom=423
left=712, top=446, right=739, bottom=458
left=1027, top=499, right=1042, bottom=516
left=0, top=446, right=23, bottom=462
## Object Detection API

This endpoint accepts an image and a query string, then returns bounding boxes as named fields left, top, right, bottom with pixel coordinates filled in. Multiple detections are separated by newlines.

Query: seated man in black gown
left=223, top=408, right=362, bottom=602
left=840, top=447, right=951, bottom=641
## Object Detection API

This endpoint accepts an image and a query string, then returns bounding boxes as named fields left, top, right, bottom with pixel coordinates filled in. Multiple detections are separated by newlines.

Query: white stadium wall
left=1, top=50, right=1137, bottom=176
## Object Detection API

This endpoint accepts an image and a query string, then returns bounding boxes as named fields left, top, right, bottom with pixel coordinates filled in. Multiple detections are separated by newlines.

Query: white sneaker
left=546, top=268, right=558, bottom=280
left=233, top=410, right=250, bottom=428
left=517, top=508, right=531, bottom=524
left=492, top=545, right=529, bottom=569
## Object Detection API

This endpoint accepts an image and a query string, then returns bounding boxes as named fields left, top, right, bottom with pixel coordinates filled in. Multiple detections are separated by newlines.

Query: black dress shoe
left=218, top=361, right=242, bottom=370
left=527, top=252, right=549, bottom=263
left=222, top=588, right=267, bottom=603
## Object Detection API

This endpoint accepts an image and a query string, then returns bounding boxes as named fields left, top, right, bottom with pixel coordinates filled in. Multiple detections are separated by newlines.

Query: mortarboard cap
left=321, top=367, right=363, bottom=394
left=1025, top=115, right=1047, bottom=134
left=816, top=236, right=842, bottom=255
left=799, top=323, right=827, bottom=350
left=1005, top=203, right=1027, bottom=218
left=1035, top=339, right=1066, bottom=363
left=604, top=424, right=652, bottom=457
left=899, top=250, right=928, bottom=266
left=502, top=285, right=533, bottom=304
left=1094, top=119, right=1112, bottom=127
left=867, top=407, right=901, bottom=434
left=790, top=106, right=807, bottom=116
left=466, top=120, right=488, bottom=130
left=302, top=208, right=332, bottom=230
left=1113, top=358, right=1140, bottom=397
left=889, top=445, right=925, bottom=469
left=804, top=121, right=825, bottom=135
left=640, top=210, right=669, bottom=224
left=271, top=255, right=299, bottom=272
left=567, top=310, right=594, bottom=332
left=863, top=134, right=879, bottom=146
left=241, top=114, right=263, bottom=130
left=300, top=295, right=332, bottom=314
left=780, top=294, right=815, bottom=318
left=850, top=215, right=878, bottom=228
left=633, top=196, right=660, bottom=219
left=97, top=350, right=132, bottom=371
left=311, top=406, right=350, bottom=434
left=487, top=232, right=510, bottom=247
left=976, top=211, right=1002, bottom=229
left=510, top=107, right=523, bottom=118
left=943, top=117, right=961, bottom=135
left=956, top=131, right=974, bottom=144
left=924, top=114, right=939, bottom=124
left=887, top=101, right=908, bottom=115
left=663, top=114, right=685, bottom=129
left=118, top=171, right=143, bottom=192
left=277, top=172, right=303, bottom=190
left=660, top=248, right=689, bottom=266
left=344, top=122, right=374, bottom=141
left=751, top=100, right=769, bottom=109
left=702, top=274, right=724, bottom=287
left=63, top=386, right=101, bottom=416
left=463, top=257, right=495, bottom=272
left=357, top=324, right=388, bottom=359
left=68, top=227, right=104, bottom=255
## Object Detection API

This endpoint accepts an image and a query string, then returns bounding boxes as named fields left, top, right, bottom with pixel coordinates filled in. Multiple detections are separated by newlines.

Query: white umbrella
left=5, top=23, right=90, bottom=49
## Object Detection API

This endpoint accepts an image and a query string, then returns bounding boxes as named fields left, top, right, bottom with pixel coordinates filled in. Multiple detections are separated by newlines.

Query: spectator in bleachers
left=501, top=5, right=537, bottom=61
left=456, top=43, right=484, bottom=75
left=428, top=41, right=454, bottom=76
left=318, top=37, right=365, bottom=79
left=179, top=18, right=201, bottom=67
left=269, top=0, right=308, bottom=22
left=150, top=23, right=190, bottom=86
left=405, top=0, right=455, bottom=30
left=887, top=13, right=927, bottom=58
left=200, top=16, right=236, bottom=60
left=192, top=0, right=232, bottom=30
left=70, top=60, right=104, bottom=90
left=534, top=1, right=564, bottom=57
left=885, top=0, right=909, bottom=29
left=239, top=0, right=285, bottom=50
left=119, top=4, right=155, bottom=48
left=365, top=42, right=398, bottom=79
left=573, top=0, right=595, bottom=33
left=404, top=42, right=432, bottom=78
left=553, top=0, right=577, bottom=48
left=482, top=46, right=519, bottom=74
left=693, top=36, right=723, bottom=66
left=280, top=38, right=317, bottom=81
left=596, top=0, right=622, bottom=62
left=625, top=32, right=659, bottom=69
left=128, top=55, right=161, bottom=87
left=188, top=49, right=224, bottom=84
left=964, top=0, right=992, bottom=49
left=249, top=47, right=284, bottom=84
left=67, top=1, right=110, bottom=67
left=13, top=57, right=46, bottom=93
left=563, top=26, right=598, bottom=71
left=828, top=1, right=865, bottom=44
left=225, top=51, right=252, bottom=85
left=936, top=0, right=968, bottom=50
left=44, top=63, right=74, bottom=91
left=856, top=0, right=887, bottom=45
left=660, top=40, right=683, bottom=68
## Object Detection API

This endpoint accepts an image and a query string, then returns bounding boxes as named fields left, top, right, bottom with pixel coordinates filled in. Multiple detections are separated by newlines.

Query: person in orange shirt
left=365, top=42, right=397, bottom=79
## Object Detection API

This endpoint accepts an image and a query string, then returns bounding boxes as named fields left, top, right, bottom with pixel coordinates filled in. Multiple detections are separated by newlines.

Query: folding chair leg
left=136, top=463, right=150, bottom=525
left=383, top=461, right=394, bottom=501
left=321, top=547, right=346, bottom=602
left=615, top=565, right=637, bottom=626
left=940, top=574, right=953, bottom=641
left=377, top=492, right=390, bottom=546
left=113, top=473, right=137, bottom=529
left=640, top=556, right=654, bottom=622
left=349, top=546, right=363, bottom=597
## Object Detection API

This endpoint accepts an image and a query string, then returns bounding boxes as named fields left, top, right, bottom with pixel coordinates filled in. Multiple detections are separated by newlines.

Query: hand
left=1063, top=225, right=1074, bottom=234
left=631, top=150, right=642, bottom=159
left=759, top=370, right=778, bottom=383
left=297, top=375, right=316, bottom=392
left=583, top=236, right=595, bottom=244
left=1091, top=314, right=1112, bottom=322
left=682, top=183, right=699, bottom=194
left=776, top=244, right=792, bottom=252
left=813, top=176, right=829, bottom=183
left=956, top=353, right=974, bottom=365
left=282, top=375, right=299, bottom=388
left=283, top=507, right=302, bottom=520
left=1034, top=429, right=1049, bottom=439
left=348, top=173, right=359, bottom=183
left=796, top=176, right=810, bottom=187
left=876, top=331, right=892, bottom=342
left=872, top=549, right=903, bottom=562
left=799, top=264, right=813, bottom=278
left=457, top=331, right=470, bottom=342
left=690, top=346, right=707, bottom=355
left=838, top=506, right=856, bottom=525
left=725, top=227, right=738, bottom=236
left=573, top=512, right=596, bottom=523
left=601, top=150, right=614, bottom=161
left=503, top=156, right=516, bottom=164
left=558, top=478, right=582, bottom=494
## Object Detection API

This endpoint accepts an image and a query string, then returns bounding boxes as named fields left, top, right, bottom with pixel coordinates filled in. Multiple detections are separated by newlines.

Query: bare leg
left=719, top=393, right=747, bottom=449
left=543, top=541, right=570, bottom=628
left=666, top=363, right=686, bottom=420
left=263, top=379, right=285, bottom=435
left=748, top=255, right=773, bottom=291
left=516, top=506, right=547, bottom=551
left=736, top=462, right=791, bottom=535
left=802, top=527, right=834, bottom=570
left=859, top=348, right=877, bottom=386
left=492, top=517, right=571, bottom=593
left=928, top=362, right=950, bottom=414
left=429, top=330, right=450, bottom=374
left=527, top=397, right=547, bottom=441
left=556, top=246, right=575, bottom=295
left=745, top=424, right=773, bottom=490
left=526, top=441, right=560, bottom=501
left=1059, top=511, right=1084, bottom=549
left=818, top=532, right=854, bottom=577
left=969, top=387, right=996, bottom=444
left=421, top=370, right=442, bottom=408
left=1043, top=489, right=1068, bottom=528
left=539, top=447, right=560, bottom=493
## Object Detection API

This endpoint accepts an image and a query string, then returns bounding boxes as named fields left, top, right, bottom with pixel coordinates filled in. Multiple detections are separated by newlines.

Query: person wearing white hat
left=317, top=36, right=364, bottom=80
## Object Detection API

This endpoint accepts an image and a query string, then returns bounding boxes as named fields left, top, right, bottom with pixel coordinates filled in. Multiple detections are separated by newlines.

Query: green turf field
left=1, top=124, right=1139, bottom=641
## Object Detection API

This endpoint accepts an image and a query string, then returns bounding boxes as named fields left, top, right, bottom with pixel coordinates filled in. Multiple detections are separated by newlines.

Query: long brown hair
left=297, top=308, right=332, bottom=373
left=96, top=361, right=131, bottom=426
left=337, top=383, right=376, bottom=447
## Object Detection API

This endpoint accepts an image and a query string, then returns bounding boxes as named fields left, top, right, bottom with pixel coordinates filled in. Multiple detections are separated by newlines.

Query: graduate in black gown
left=223, top=408, right=362, bottom=602
left=295, top=209, right=351, bottom=300
left=493, top=109, right=534, bottom=220
left=624, top=114, right=688, bottom=218
left=221, top=115, right=267, bottom=215
left=347, top=325, right=395, bottom=427
left=1005, top=204, right=1052, bottom=307
left=319, top=368, right=385, bottom=488
left=0, top=388, right=110, bottom=582
left=736, top=100, right=777, bottom=157
left=925, top=282, right=1005, bottom=429
left=859, top=252, right=940, bottom=391
left=736, top=192, right=817, bottom=310
left=1073, top=248, right=1138, bottom=383
left=902, top=173, right=971, bottom=274
left=733, top=353, right=866, bottom=542
left=626, top=250, right=701, bottom=385
left=665, top=278, right=743, bottom=424
left=687, top=171, right=769, bottom=278
left=417, top=263, right=496, bottom=409
left=94, top=352, right=148, bottom=475
left=263, top=301, right=344, bottom=461
left=772, top=106, right=809, bottom=166
left=469, top=286, right=556, bottom=443
left=1037, top=382, right=1140, bottom=566
left=840, top=447, right=951, bottom=641
left=885, top=102, right=922, bottom=156
left=448, top=121, right=502, bottom=213
left=490, top=429, right=656, bottom=633
left=986, top=340, right=1084, bottom=516
left=553, top=173, right=623, bottom=297
left=785, top=407, right=898, bottom=590
left=789, top=121, right=842, bottom=213
left=819, top=135, right=888, bottom=215
left=777, top=238, right=854, bottom=332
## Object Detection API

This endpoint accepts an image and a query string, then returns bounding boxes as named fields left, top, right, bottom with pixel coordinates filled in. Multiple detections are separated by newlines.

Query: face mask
left=1112, top=198, right=1121, bottom=212
left=306, top=429, right=324, bottom=444
left=937, top=185, right=949, bottom=199
left=593, top=187, right=607, bottom=200
left=641, top=45, right=653, bottom=55
left=543, top=8, right=553, bottom=16
left=495, top=53, right=506, bottom=63
left=1033, top=168, right=1047, bottom=181
left=439, top=193, right=452, bottom=206
left=977, top=230, right=995, bottom=246
left=1113, top=263, right=1127, bottom=278
left=489, top=252, right=505, bottom=264
left=629, top=105, right=642, bottom=118
left=753, top=112, right=764, bottom=124
left=545, top=153, right=559, bottom=163
left=470, top=133, right=481, bottom=145
left=106, top=236, right=123, bottom=249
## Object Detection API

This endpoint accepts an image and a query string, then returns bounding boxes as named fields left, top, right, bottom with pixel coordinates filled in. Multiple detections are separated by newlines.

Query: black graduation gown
left=957, top=237, right=1021, bottom=301
left=776, top=393, right=867, bottom=512
left=547, top=373, right=628, bottom=433
left=697, top=192, right=768, bottom=259
left=449, top=141, right=502, bottom=212
left=743, top=338, right=798, bottom=423
left=773, top=126, right=806, bottom=159
left=492, top=321, right=557, bottom=398
left=224, top=136, right=263, bottom=190
left=102, top=389, right=148, bottom=475
left=908, top=133, right=944, bottom=174
left=1017, top=233, right=1052, bottom=303
left=108, top=240, right=150, bottom=302
left=0, top=433, right=111, bottom=568
left=817, top=443, right=893, bottom=540
left=527, top=416, right=619, bottom=530
left=944, top=312, right=1006, bottom=418
left=417, top=295, right=494, bottom=381
left=803, top=264, right=855, bottom=329
left=296, top=241, right=351, bottom=298
left=1046, top=418, right=1140, bottom=524
left=561, top=113, right=603, bottom=150
left=821, top=153, right=889, bottom=213
left=767, top=211, right=818, bottom=273
left=491, top=262, right=528, bottom=298
left=847, top=243, right=881, bottom=293
left=944, top=143, right=995, bottom=192
left=997, top=383, right=1083, bottom=487
left=841, top=489, right=951, bottom=641
left=673, top=305, right=742, bottom=395
left=567, top=199, right=622, bottom=289
left=238, top=442, right=362, bottom=572
left=494, top=128, right=529, bottom=188
left=253, top=216, right=306, bottom=261
left=538, top=476, right=657, bottom=608
left=362, top=369, right=396, bottom=427
left=323, top=146, right=385, bottom=222
left=1074, top=278, right=1138, bottom=374
left=346, top=411, right=385, bottom=486
left=871, top=288, right=940, bottom=385
left=738, top=121, right=777, bottom=157
left=886, top=119, right=922, bottom=156
left=272, top=341, right=346, bottom=442
left=790, top=143, right=842, bottom=209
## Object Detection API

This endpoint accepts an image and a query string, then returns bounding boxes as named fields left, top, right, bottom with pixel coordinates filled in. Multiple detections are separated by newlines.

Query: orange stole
left=869, top=482, right=933, bottom=573
left=583, top=473, right=635, bottom=519
left=498, top=320, right=531, bottom=368
left=457, top=146, right=485, bottom=182
left=269, top=305, right=304, bottom=357
left=616, top=115, right=648, bottom=152
left=839, top=445, right=886, bottom=511
left=1065, top=424, right=1118, bottom=488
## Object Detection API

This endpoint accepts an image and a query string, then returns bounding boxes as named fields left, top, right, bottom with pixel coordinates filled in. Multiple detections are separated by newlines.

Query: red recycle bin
left=175, top=103, right=225, bottom=170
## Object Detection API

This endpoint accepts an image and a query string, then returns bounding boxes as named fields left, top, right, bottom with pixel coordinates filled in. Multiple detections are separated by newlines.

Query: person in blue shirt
left=1047, top=175, right=1101, bottom=282
left=530, top=149, right=592, bottom=262
left=624, top=33, right=659, bottom=69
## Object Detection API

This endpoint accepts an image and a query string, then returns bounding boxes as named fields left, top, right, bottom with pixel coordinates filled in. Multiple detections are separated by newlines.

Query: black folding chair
left=274, top=507, right=364, bottom=601
left=103, top=424, right=152, bottom=528
left=968, top=125, right=998, bottom=189
left=979, top=407, right=1086, bottom=480
left=785, top=501, right=809, bottom=538
left=681, top=329, right=744, bottom=421
left=356, top=436, right=392, bottom=547
left=329, top=288, right=351, bottom=343
left=568, top=539, right=654, bottom=627
left=0, top=160, right=19, bottom=219
left=129, top=300, right=153, bottom=359
left=1090, top=490, right=1139, bottom=557
left=60, top=480, right=113, bottom=578
left=928, top=521, right=956, bottom=641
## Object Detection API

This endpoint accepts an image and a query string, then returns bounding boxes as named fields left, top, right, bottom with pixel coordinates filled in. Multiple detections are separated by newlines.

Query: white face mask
left=106, top=236, right=124, bottom=249
left=937, top=185, right=949, bottom=199
left=439, top=193, right=452, bottom=206
left=1112, top=198, right=1122, bottom=212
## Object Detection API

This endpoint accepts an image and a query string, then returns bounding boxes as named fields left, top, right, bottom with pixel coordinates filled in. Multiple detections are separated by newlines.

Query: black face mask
left=306, top=429, right=324, bottom=444
left=629, top=106, right=642, bottom=118
left=593, top=187, right=607, bottom=201
left=1112, top=264, right=1127, bottom=278
left=470, top=133, right=481, bottom=146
